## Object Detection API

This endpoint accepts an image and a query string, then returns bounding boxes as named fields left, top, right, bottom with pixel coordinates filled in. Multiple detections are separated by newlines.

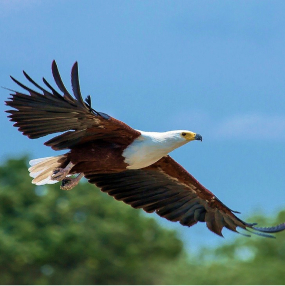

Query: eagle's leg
left=60, top=173, right=84, bottom=190
left=51, top=161, right=75, bottom=181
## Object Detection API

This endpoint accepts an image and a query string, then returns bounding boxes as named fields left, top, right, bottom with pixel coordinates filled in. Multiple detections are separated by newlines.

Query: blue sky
left=1, top=0, right=285, bottom=252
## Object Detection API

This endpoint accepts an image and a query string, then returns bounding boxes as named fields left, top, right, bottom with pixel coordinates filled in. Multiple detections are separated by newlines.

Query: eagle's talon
left=60, top=178, right=73, bottom=190
left=53, top=169, right=60, bottom=175
left=51, top=162, right=75, bottom=181
left=60, top=173, right=84, bottom=190
left=51, top=168, right=68, bottom=181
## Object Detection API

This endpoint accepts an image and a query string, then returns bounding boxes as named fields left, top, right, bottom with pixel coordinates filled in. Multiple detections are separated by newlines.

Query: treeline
left=0, top=157, right=284, bottom=284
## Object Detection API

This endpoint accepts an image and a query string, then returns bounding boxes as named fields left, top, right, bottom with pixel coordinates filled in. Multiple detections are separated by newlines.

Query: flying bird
left=5, top=61, right=285, bottom=238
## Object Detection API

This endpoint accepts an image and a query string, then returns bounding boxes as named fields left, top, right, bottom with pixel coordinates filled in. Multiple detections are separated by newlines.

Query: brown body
left=69, top=141, right=129, bottom=174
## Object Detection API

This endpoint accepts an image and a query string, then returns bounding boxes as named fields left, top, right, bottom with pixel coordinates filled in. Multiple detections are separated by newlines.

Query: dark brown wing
left=5, top=61, right=141, bottom=150
left=85, top=155, right=285, bottom=237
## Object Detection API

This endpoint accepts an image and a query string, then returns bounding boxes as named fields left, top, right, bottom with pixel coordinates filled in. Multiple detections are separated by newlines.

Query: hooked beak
left=195, top=133, right=202, bottom=142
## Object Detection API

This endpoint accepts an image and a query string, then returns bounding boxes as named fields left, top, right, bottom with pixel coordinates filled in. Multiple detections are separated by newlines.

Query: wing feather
left=85, top=155, right=285, bottom=237
left=6, top=61, right=141, bottom=150
left=71, top=62, right=86, bottom=108
left=51, top=60, right=74, bottom=101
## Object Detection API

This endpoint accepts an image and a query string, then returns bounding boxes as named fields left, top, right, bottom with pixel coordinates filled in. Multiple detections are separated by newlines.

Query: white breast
left=122, top=130, right=187, bottom=169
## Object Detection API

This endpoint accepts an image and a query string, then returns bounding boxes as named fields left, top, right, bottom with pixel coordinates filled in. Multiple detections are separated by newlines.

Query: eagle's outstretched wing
left=6, top=61, right=140, bottom=150
left=86, top=155, right=285, bottom=237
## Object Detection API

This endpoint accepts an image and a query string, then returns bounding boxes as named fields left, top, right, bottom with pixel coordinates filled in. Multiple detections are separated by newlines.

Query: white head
left=160, top=130, right=203, bottom=149
left=166, top=130, right=202, bottom=141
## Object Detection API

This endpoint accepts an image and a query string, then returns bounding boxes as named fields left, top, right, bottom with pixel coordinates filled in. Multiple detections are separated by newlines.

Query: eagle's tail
left=28, top=155, right=68, bottom=185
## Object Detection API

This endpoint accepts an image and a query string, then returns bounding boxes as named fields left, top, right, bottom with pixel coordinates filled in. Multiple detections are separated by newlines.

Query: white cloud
left=213, top=113, right=285, bottom=141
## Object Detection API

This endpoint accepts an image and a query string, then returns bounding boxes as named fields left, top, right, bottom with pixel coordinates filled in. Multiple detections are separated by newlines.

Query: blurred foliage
left=0, top=157, right=183, bottom=284
left=165, top=217, right=285, bottom=285
left=163, top=204, right=285, bottom=284
left=0, top=156, right=285, bottom=284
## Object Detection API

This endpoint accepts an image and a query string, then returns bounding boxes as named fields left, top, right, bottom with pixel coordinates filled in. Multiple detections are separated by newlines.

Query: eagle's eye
left=181, top=132, right=187, bottom=136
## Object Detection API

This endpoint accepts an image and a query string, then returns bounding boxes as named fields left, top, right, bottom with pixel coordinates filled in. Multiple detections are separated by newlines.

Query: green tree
left=199, top=211, right=285, bottom=285
left=163, top=212, right=285, bottom=285
left=0, top=157, right=184, bottom=284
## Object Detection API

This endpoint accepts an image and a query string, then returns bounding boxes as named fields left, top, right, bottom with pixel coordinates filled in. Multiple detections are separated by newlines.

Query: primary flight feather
left=5, top=61, right=285, bottom=238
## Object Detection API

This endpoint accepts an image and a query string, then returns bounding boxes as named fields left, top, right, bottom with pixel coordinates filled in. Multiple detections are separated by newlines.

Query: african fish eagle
left=5, top=61, right=285, bottom=238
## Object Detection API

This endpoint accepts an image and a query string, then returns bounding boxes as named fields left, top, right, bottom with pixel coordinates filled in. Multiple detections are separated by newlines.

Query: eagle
left=5, top=61, right=285, bottom=238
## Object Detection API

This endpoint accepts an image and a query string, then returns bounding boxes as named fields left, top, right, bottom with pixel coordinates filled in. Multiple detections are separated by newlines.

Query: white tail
left=28, top=155, right=67, bottom=185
